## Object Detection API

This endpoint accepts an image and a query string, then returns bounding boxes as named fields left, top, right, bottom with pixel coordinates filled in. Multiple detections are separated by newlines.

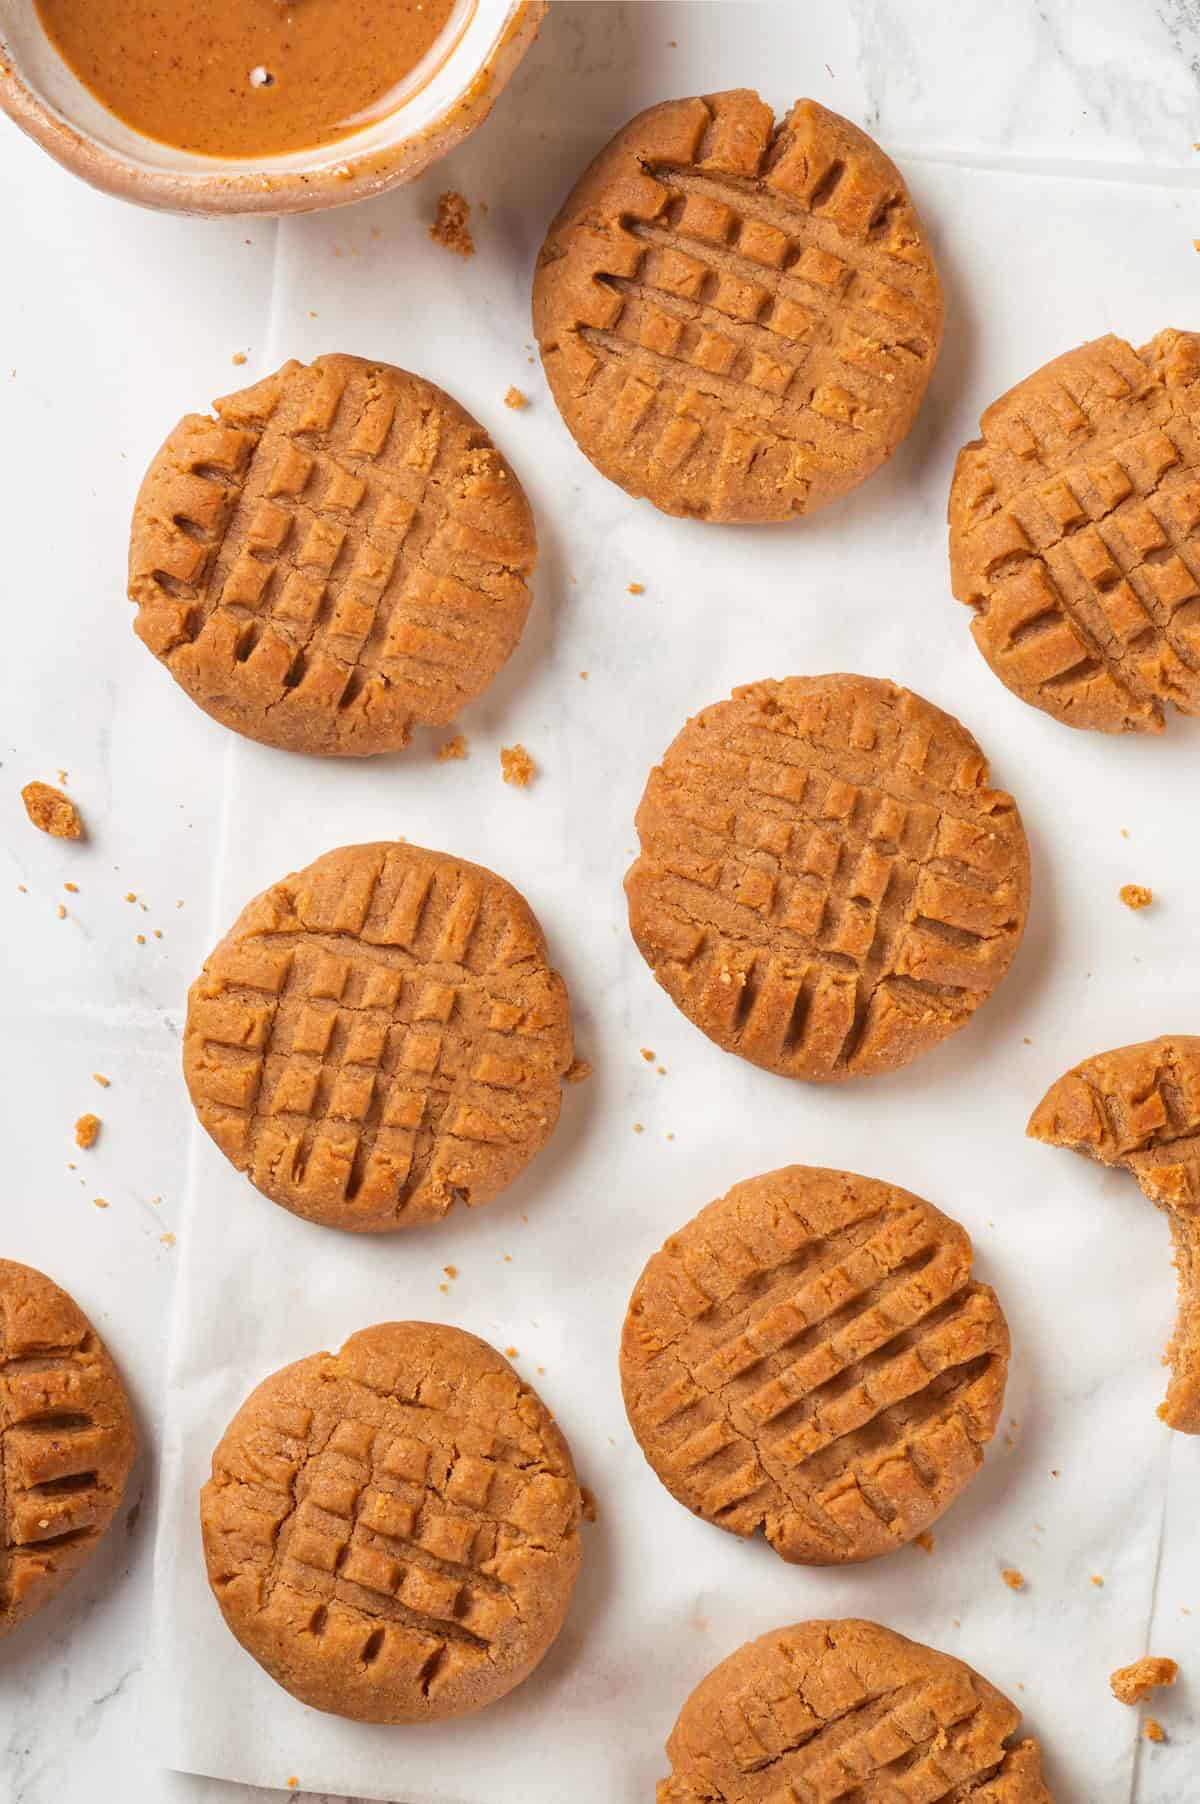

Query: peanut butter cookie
left=200, top=1322, right=583, bottom=1722
left=949, top=330, right=1200, bottom=734
left=659, top=1619, right=1053, bottom=1804
left=533, top=90, right=943, bottom=522
left=183, top=841, right=573, bottom=1232
left=0, top=1260, right=136, bottom=1638
left=622, top=1167, right=1009, bottom=1564
left=625, top=675, right=1030, bottom=1081
left=130, top=354, right=536, bottom=755
left=1029, top=1034, right=1200, bottom=1432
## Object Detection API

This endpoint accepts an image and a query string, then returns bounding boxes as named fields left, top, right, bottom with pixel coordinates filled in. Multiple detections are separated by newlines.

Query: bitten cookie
left=625, top=675, right=1030, bottom=1080
left=200, top=1322, right=583, bottom=1722
left=129, top=353, right=536, bottom=755
left=658, top=1619, right=1053, bottom=1804
left=533, top=90, right=942, bottom=522
left=1029, top=1034, right=1200, bottom=1433
left=949, top=329, right=1200, bottom=734
left=0, top=1260, right=136, bottom=1638
left=183, top=841, right=573, bottom=1231
left=622, top=1167, right=1009, bottom=1564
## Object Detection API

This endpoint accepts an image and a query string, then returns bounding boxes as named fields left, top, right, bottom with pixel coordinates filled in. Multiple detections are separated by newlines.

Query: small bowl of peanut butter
left=0, top=0, right=545, bottom=214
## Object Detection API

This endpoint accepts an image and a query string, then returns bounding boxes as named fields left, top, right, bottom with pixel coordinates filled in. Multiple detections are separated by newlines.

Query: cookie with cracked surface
left=129, top=353, right=536, bottom=756
left=624, top=675, right=1030, bottom=1081
left=949, top=329, right=1200, bottom=734
left=658, top=1619, right=1053, bottom=1804
left=1028, top=1034, right=1200, bottom=1432
left=0, top=1260, right=136, bottom=1639
left=621, top=1167, right=1009, bottom=1565
left=200, top=1322, right=583, bottom=1721
left=183, top=840, right=573, bottom=1232
left=532, top=90, right=942, bottom=523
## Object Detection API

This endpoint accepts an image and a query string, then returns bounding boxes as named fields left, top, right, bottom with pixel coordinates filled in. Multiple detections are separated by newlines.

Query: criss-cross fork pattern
left=627, top=678, right=1027, bottom=1081
left=131, top=355, right=533, bottom=750
left=660, top=1622, right=1050, bottom=1804
left=0, top=1282, right=130, bottom=1631
left=623, top=1171, right=1007, bottom=1565
left=537, top=94, right=941, bottom=520
left=951, top=329, right=1200, bottom=734
left=185, top=844, right=572, bottom=1227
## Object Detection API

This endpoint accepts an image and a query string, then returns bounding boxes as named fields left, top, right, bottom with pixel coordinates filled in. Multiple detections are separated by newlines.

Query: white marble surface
left=1, top=4, right=1199, bottom=1802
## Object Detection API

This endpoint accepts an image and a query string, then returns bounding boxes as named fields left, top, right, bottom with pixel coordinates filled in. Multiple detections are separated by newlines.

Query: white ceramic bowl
left=0, top=0, right=545, bottom=215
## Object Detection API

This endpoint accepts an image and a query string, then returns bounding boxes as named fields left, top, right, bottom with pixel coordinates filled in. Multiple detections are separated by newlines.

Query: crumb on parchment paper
left=437, top=733, right=468, bottom=762
left=430, top=191, right=474, bottom=257
left=21, top=781, right=82, bottom=839
left=1002, top=1568, right=1025, bottom=1591
left=1110, top=1657, right=1179, bottom=1705
left=74, top=1114, right=100, bottom=1150
left=1120, top=884, right=1153, bottom=910
left=500, top=744, right=536, bottom=787
left=565, top=1058, right=592, bottom=1084
left=504, top=386, right=529, bottom=410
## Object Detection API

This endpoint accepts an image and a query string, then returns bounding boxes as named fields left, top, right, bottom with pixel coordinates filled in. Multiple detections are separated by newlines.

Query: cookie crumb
left=136, top=932, right=146, bottom=945
left=1120, top=884, right=1153, bottom=910
left=439, top=1282, right=449, bottom=1294
left=1091, top=1575, right=1104, bottom=1587
left=913, top=1531, right=935, bottom=1554
left=580, top=1486, right=598, bottom=1523
left=565, top=1058, right=592, bottom=1084
left=504, top=1346, right=518, bottom=1359
left=22, top=781, right=82, bottom=839
left=579, top=670, right=588, bottom=680
left=92, top=1072, right=110, bottom=1088
left=160, top=1231, right=176, bottom=1247
left=1145, top=1718, right=1166, bottom=1742
left=430, top=190, right=474, bottom=257
left=504, top=386, right=529, bottom=410
left=74, top=1113, right=100, bottom=1150
left=1002, top=1567, right=1025, bottom=1591
left=57, top=903, right=67, bottom=919
left=627, top=581, right=645, bottom=595
left=124, top=892, right=136, bottom=903
left=64, top=882, right=79, bottom=893
left=444, top=1264, right=458, bottom=1280
left=93, top=1197, right=108, bottom=1210
left=640, top=1048, right=655, bottom=1061
left=500, top=743, right=536, bottom=787
left=437, top=732, right=468, bottom=762
left=232, top=351, right=248, bottom=366
left=1050, top=1468, right=1060, bottom=1478
left=1110, top=1657, right=1178, bottom=1705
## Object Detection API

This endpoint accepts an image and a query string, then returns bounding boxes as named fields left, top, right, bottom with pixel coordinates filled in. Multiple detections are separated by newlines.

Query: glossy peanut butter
left=34, top=0, right=460, bottom=158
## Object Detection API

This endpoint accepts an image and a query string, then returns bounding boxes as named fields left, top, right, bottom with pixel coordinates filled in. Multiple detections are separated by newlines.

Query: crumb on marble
left=232, top=351, right=247, bottom=366
left=22, top=781, right=82, bottom=839
left=504, top=1346, right=518, bottom=1359
left=1110, top=1657, right=1178, bottom=1705
left=565, top=1058, right=592, bottom=1084
left=640, top=1048, right=655, bottom=1062
left=430, top=190, right=474, bottom=257
left=1120, top=884, right=1153, bottom=911
left=93, top=1197, right=108, bottom=1210
left=913, top=1532, right=935, bottom=1555
left=93, top=1072, right=110, bottom=1088
left=1091, top=1575, right=1104, bottom=1588
left=500, top=743, right=536, bottom=787
left=504, top=386, right=529, bottom=410
left=74, top=1113, right=100, bottom=1150
left=581, top=1486, right=598, bottom=1523
left=627, top=581, right=645, bottom=595
left=1145, top=1719, right=1166, bottom=1742
left=160, top=1231, right=176, bottom=1247
left=1002, top=1568, right=1025, bottom=1592
left=633, top=1122, right=644, bottom=1134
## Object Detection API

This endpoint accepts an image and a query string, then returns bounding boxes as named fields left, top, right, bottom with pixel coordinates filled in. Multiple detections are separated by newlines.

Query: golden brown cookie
left=129, top=353, right=535, bottom=756
left=1028, top=1035, right=1200, bottom=1433
left=533, top=90, right=942, bottom=523
left=183, top=840, right=573, bottom=1232
left=200, top=1322, right=583, bottom=1722
left=625, top=675, right=1030, bottom=1081
left=621, top=1167, right=1009, bottom=1564
left=0, top=1260, right=136, bottom=1638
left=949, top=330, right=1200, bottom=734
left=659, top=1619, right=1053, bottom=1804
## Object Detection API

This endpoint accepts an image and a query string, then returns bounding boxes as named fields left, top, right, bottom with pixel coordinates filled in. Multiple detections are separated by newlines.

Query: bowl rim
left=0, top=0, right=546, bottom=216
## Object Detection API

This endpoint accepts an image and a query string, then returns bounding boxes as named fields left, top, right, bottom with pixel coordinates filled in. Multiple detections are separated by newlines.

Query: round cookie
left=621, top=1167, right=1009, bottom=1564
left=200, top=1322, right=583, bottom=1722
left=129, top=353, right=536, bottom=756
left=624, top=675, right=1030, bottom=1082
left=949, top=328, right=1200, bottom=735
left=659, top=1619, right=1053, bottom=1804
left=533, top=89, right=943, bottom=523
left=0, top=1260, right=136, bottom=1638
left=183, top=840, right=573, bottom=1232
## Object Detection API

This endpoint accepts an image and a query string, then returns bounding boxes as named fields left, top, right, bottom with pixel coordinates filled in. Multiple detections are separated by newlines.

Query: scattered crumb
left=666, top=1132, right=675, bottom=1141
left=913, top=1532, right=935, bottom=1555
left=633, top=1122, right=644, bottom=1134
left=500, top=743, right=536, bottom=787
left=439, top=1283, right=449, bottom=1294
left=627, top=581, right=645, bottom=595
left=1121, top=827, right=1130, bottom=838
left=1120, top=884, right=1153, bottom=911
left=437, top=732, right=468, bottom=762
left=22, top=781, right=82, bottom=839
left=565, top=1058, right=592, bottom=1084
left=444, top=1265, right=458, bottom=1280
left=153, top=929, right=162, bottom=940
left=580, top=1486, right=598, bottom=1523
left=64, top=882, right=79, bottom=893
left=151, top=1196, right=161, bottom=1206
left=430, top=190, right=474, bottom=257
left=656, top=1065, right=666, bottom=1075
left=1023, top=1036, right=1032, bottom=1045
left=160, top=1232, right=176, bottom=1248
left=504, top=386, right=529, bottom=410
left=579, top=670, right=588, bottom=680
left=1002, top=1568, right=1025, bottom=1592
left=1091, top=1575, right=1104, bottom=1588
left=640, top=1048, right=655, bottom=1062
left=93, top=1197, right=108, bottom=1210
left=536, top=1364, right=545, bottom=1374
left=136, top=933, right=146, bottom=945
left=1194, top=241, right=1200, bottom=254
left=1110, top=1657, right=1178, bottom=1705
left=93, top=1072, right=110, bottom=1088
left=56, top=904, right=66, bottom=919
left=17, top=884, right=26, bottom=893
left=74, top=1114, right=100, bottom=1150
left=232, top=351, right=247, bottom=366
left=124, top=892, right=137, bottom=903
left=1051, top=1468, right=1060, bottom=1478
left=1145, top=1719, right=1166, bottom=1742
left=504, top=1346, right=518, bottom=1359
left=57, top=769, right=68, bottom=785
left=503, top=1254, right=511, bottom=1263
